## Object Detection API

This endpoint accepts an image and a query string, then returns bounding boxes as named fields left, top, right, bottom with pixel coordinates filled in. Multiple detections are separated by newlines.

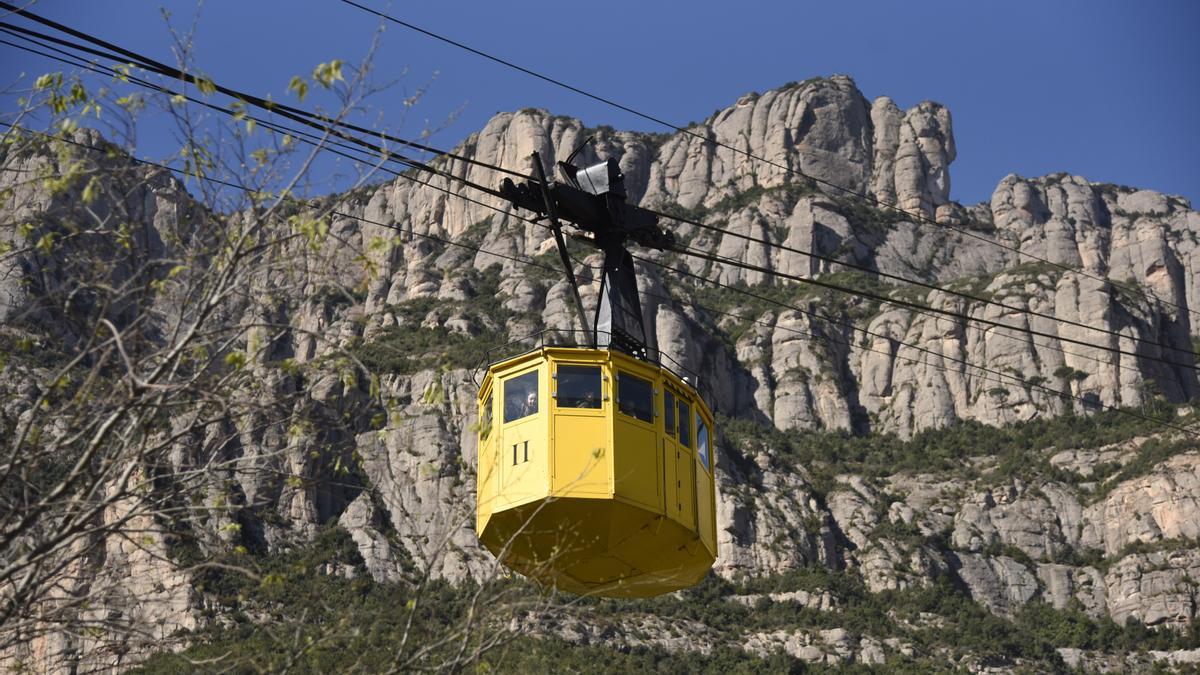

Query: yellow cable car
left=476, top=346, right=716, bottom=597
left=474, top=149, right=717, bottom=597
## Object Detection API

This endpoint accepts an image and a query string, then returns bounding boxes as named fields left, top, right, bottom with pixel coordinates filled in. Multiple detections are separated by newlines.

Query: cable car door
left=499, top=368, right=546, bottom=508
left=663, top=389, right=696, bottom=531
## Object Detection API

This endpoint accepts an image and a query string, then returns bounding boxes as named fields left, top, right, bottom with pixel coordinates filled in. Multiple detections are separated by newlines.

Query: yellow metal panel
left=673, top=441, right=696, bottom=532
left=696, top=407, right=717, bottom=553
left=476, top=437, right=497, bottom=530
left=564, top=554, right=636, bottom=585
left=610, top=356, right=663, bottom=512
left=497, top=418, right=546, bottom=510
left=476, top=385, right=496, bottom=533
left=662, top=436, right=680, bottom=522
left=613, top=416, right=660, bottom=511
left=479, top=497, right=711, bottom=598
left=611, top=521, right=711, bottom=595
left=551, top=414, right=611, bottom=496
left=496, top=363, right=549, bottom=511
left=695, top=461, right=714, bottom=554
left=550, top=356, right=612, bottom=497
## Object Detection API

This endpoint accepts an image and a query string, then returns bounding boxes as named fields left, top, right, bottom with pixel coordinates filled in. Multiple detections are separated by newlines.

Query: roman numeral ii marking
left=512, top=440, right=529, bottom=465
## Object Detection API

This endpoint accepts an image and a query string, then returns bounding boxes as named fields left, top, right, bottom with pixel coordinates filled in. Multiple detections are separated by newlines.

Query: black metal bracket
left=498, top=152, right=674, bottom=361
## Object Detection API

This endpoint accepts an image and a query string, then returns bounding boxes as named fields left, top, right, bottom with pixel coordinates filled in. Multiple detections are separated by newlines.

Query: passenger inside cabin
left=504, top=370, right=539, bottom=422
left=557, top=365, right=601, bottom=409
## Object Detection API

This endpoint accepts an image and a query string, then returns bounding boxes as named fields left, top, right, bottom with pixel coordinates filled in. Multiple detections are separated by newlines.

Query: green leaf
left=33, top=72, right=60, bottom=90
left=111, top=63, right=132, bottom=82
left=81, top=176, right=100, bottom=204
left=34, top=233, right=56, bottom=254
left=287, top=75, right=308, bottom=102
left=224, top=351, right=247, bottom=370
left=312, top=59, right=345, bottom=88
left=195, top=77, right=216, bottom=96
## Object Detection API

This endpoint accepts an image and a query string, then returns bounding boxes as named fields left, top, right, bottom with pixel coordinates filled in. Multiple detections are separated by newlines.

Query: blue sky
left=4, top=0, right=1198, bottom=206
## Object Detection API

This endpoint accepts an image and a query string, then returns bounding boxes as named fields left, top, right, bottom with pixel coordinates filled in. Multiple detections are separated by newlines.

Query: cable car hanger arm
left=498, top=151, right=676, bottom=359
left=529, top=151, right=592, bottom=344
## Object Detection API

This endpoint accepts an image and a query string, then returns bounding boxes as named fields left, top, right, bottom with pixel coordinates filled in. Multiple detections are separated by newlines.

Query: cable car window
left=617, top=372, right=653, bottom=423
left=480, top=394, right=493, bottom=439
left=556, top=365, right=601, bottom=409
left=504, top=371, right=539, bottom=423
left=677, top=400, right=691, bottom=448
left=664, top=389, right=676, bottom=435
left=697, top=415, right=710, bottom=471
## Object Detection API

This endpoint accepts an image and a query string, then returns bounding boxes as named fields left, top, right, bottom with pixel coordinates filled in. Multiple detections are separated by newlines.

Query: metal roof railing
left=470, top=328, right=709, bottom=401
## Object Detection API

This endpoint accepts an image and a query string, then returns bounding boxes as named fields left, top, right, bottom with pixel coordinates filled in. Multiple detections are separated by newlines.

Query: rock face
left=742, top=627, right=886, bottom=666
left=870, top=98, right=957, bottom=221
left=643, top=76, right=874, bottom=210
left=1080, top=454, right=1200, bottom=556
left=4, top=75, right=1200, bottom=672
left=714, top=450, right=838, bottom=578
left=952, top=553, right=1041, bottom=617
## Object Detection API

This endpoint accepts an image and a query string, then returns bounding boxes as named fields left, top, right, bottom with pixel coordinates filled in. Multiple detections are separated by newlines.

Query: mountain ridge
left=3, top=75, right=1200, bottom=672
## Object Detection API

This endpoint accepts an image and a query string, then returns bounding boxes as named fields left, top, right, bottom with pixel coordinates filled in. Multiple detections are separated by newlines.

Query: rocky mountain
left=3, top=75, right=1200, bottom=672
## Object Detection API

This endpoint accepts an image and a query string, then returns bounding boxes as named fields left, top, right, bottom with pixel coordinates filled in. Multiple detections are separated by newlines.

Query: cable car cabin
left=475, top=346, right=717, bottom=598
left=478, top=150, right=715, bottom=596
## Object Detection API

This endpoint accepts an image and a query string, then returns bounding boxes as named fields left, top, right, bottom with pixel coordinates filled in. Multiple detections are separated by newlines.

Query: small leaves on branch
left=312, top=60, right=344, bottom=89
left=287, top=59, right=345, bottom=101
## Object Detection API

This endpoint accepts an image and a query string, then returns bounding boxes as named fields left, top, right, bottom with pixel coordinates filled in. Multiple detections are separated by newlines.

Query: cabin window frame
left=502, top=368, right=540, bottom=424
left=677, top=398, right=692, bottom=448
left=480, top=392, right=494, bottom=440
left=663, top=388, right=677, bottom=436
left=696, top=413, right=711, bottom=471
left=615, top=370, right=655, bottom=425
left=552, top=363, right=604, bottom=411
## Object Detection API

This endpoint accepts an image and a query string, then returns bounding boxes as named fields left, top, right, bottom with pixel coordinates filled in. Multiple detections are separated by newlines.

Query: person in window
left=520, top=390, right=537, bottom=417
left=576, top=390, right=597, bottom=408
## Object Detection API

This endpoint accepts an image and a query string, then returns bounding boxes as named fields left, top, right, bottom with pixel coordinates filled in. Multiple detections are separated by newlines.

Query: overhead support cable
left=335, top=0, right=1200, bottom=326
left=7, top=11, right=1197, bottom=365
left=5, top=26, right=1197, bottom=378
left=647, top=206, right=1199, bottom=360
left=0, top=123, right=562, bottom=276
left=7, top=17, right=1200, bottom=429
left=631, top=253, right=1199, bottom=438
left=665, top=243, right=1200, bottom=374
left=0, top=3, right=536, bottom=182
left=6, top=120, right=1195, bottom=439
left=0, top=21, right=512, bottom=206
